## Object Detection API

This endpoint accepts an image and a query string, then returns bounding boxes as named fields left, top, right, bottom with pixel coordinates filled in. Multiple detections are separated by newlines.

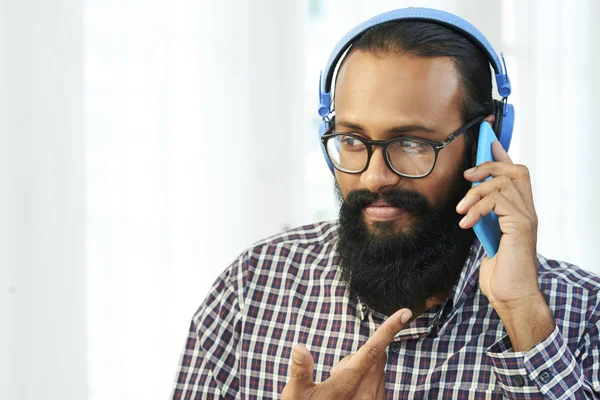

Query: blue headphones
left=317, top=7, right=515, bottom=174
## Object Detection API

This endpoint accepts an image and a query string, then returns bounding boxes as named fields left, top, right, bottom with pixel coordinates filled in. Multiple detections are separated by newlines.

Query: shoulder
left=537, top=254, right=600, bottom=296
left=193, top=220, right=340, bottom=319
left=240, top=220, right=339, bottom=265
left=536, top=254, right=600, bottom=337
left=224, top=220, right=340, bottom=288
left=252, top=220, right=340, bottom=248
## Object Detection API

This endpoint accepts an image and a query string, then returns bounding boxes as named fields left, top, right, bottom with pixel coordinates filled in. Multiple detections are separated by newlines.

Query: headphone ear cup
left=492, top=99, right=503, bottom=137
left=490, top=99, right=514, bottom=152
left=318, top=120, right=335, bottom=174
left=498, top=103, right=514, bottom=151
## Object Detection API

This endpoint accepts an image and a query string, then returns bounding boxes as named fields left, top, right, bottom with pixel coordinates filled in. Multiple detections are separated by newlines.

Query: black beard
left=335, top=182, right=474, bottom=316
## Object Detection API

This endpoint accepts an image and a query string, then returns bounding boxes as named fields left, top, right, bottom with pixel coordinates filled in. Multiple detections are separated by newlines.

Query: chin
left=365, top=215, right=415, bottom=235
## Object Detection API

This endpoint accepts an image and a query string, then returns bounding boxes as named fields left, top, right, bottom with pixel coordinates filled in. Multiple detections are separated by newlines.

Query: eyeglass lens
left=325, top=134, right=435, bottom=177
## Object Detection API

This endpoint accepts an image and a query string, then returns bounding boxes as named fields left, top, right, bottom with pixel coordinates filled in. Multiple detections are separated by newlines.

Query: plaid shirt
left=171, top=221, right=600, bottom=399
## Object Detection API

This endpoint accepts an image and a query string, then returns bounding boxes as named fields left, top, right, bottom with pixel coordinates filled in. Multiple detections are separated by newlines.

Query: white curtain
left=84, top=0, right=305, bottom=399
left=499, top=0, right=600, bottom=271
left=1, top=0, right=87, bottom=399
left=2, top=1, right=599, bottom=399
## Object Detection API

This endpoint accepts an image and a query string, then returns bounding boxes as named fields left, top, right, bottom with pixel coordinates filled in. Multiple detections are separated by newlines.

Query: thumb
left=287, top=345, right=315, bottom=392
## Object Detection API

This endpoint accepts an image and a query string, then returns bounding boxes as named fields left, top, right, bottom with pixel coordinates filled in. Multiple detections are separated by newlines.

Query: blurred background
left=2, top=0, right=599, bottom=399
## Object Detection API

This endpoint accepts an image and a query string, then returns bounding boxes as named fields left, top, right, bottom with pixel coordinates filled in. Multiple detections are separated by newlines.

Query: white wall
left=1, top=0, right=87, bottom=399
left=0, top=0, right=14, bottom=395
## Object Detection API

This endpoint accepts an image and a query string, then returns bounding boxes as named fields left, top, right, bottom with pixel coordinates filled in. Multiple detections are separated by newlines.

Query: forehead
left=334, top=50, right=463, bottom=133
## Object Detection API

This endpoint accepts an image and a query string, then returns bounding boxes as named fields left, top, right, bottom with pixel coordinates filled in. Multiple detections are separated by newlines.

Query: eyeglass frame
left=320, top=115, right=486, bottom=179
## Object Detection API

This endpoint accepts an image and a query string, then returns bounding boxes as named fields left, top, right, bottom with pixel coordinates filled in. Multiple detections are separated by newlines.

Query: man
left=171, top=8, right=600, bottom=399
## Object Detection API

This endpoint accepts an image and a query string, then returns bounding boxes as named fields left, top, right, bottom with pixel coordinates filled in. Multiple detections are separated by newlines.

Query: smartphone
left=472, top=121, right=502, bottom=258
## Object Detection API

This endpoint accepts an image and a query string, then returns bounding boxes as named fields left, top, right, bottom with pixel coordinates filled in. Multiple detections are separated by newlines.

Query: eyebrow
left=335, top=120, right=437, bottom=136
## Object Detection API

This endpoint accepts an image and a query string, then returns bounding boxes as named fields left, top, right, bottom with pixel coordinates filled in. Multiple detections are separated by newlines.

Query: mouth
left=363, top=201, right=408, bottom=222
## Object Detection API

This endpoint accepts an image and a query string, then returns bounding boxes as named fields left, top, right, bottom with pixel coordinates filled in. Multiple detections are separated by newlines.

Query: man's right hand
left=280, top=308, right=412, bottom=399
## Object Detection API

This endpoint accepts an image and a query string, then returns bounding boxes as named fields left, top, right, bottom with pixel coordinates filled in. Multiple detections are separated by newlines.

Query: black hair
left=349, top=20, right=495, bottom=139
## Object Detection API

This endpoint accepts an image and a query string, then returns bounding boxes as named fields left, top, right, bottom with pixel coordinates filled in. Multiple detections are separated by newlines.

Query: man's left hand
left=456, top=140, right=555, bottom=351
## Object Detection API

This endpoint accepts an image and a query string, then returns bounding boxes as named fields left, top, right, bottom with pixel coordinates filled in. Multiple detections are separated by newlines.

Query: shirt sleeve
left=171, top=258, right=244, bottom=399
left=486, top=307, right=600, bottom=400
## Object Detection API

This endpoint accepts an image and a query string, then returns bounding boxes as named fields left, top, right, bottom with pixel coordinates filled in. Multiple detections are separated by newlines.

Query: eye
left=341, top=137, right=360, bottom=146
left=391, top=139, right=430, bottom=155
left=338, top=135, right=366, bottom=151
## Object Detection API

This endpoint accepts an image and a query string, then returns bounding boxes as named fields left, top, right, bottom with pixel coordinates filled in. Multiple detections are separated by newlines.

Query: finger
left=374, top=353, right=387, bottom=400
left=376, top=372, right=387, bottom=400
left=491, top=140, right=512, bottom=163
left=459, top=191, right=518, bottom=229
left=319, top=310, right=410, bottom=398
left=347, top=308, right=412, bottom=375
left=330, top=354, right=352, bottom=377
left=464, top=163, right=535, bottom=209
left=345, top=355, right=387, bottom=399
left=317, top=373, right=361, bottom=399
left=464, top=162, right=529, bottom=186
left=284, top=345, right=315, bottom=395
left=458, top=191, right=534, bottom=237
left=456, top=175, right=529, bottom=216
left=375, top=348, right=387, bottom=371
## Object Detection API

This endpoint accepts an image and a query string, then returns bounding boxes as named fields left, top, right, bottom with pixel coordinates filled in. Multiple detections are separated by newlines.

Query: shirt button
left=388, top=342, right=402, bottom=354
left=511, top=375, right=525, bottom=387
left=539, top=370, right=552, bottom=384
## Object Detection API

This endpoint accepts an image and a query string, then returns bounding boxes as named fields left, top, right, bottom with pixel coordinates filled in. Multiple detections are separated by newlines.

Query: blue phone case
left=472, top=122, right=502, bottom=257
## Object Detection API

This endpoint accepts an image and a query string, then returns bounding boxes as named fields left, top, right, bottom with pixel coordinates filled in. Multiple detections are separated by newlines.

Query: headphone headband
left=318, top=7, right=512, bottom=118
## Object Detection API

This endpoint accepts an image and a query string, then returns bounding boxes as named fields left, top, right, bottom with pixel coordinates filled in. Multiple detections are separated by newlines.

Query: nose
left=359, top=146, right=401, bottom=192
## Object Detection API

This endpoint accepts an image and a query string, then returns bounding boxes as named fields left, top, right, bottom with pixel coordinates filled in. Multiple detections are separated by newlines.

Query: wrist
left=490, top=290, right=547, bottom=317
left=493, top=293, right=555, bottom=352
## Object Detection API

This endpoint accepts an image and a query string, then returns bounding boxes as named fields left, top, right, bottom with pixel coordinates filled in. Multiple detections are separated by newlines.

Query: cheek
left=426, top=147, right=466, bottom=205
left=335, top=169, right=355, bottom=199
left=334, top=171, right=357, bottom=199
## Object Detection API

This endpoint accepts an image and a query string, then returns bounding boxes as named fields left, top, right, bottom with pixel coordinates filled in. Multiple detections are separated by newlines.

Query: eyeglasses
left=321, top=116, right=485, bottom=178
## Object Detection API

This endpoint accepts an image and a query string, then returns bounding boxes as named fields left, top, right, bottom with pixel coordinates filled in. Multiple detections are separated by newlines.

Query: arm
left=487, top=329, right=600, bottom=399
left=458, top=141, right=600, bottom=398
left=171, top=263, right=243, bottom=399
left=487, top=301, right=600, bottom=399
left=171, top=319, right=226, bottom=399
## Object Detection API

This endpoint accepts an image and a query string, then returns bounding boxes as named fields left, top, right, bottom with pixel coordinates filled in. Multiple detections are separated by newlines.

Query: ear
left=470, top=114, right=496, bottom=166
left=483, top=114, right=495, bottom=125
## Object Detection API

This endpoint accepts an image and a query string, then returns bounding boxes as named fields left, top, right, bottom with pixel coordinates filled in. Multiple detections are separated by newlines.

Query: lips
left=369, top=200, right=393, bottom=207
left=363, top=201, right=406, bottom=221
